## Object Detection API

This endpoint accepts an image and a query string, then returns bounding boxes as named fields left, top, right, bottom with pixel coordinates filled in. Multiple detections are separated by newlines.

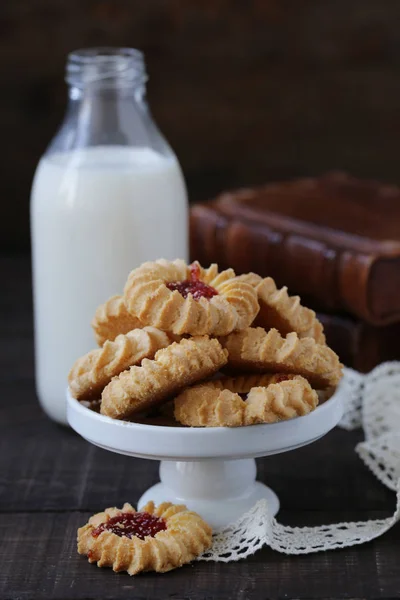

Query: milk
left=31, top=145, right=188, bottom=424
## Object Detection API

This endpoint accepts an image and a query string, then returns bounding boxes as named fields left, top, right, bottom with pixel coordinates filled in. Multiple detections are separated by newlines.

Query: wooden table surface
left=1, top=256, right=399, bottom=600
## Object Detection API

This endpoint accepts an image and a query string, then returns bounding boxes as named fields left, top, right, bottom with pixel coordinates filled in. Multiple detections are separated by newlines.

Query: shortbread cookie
left=175, top=373, right=318, bottom=427
left=69, top=327, right=171, bottom=400
left=123, top=259, right=259, bottom=336
left=78, top=501, right=212, bottom=575
left=237, top=273, right=325, bottom=343
left=220, top=327, right=342, bottom=389
left=101, top=336, right=228, bottom=419
left=92, top=295, right=142, bottom=346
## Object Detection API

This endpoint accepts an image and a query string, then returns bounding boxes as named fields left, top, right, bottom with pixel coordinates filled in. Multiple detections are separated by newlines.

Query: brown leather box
left=316, top=313, right=400, bottom=372
left=190, top=172, right=400, bottom=326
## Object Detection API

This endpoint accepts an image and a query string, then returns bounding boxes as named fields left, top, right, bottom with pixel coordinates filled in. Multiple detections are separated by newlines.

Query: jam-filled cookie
left=77, top=501, right=212, bottom=575
left=123, top=259, right=259, bottom=336
left=174, top=373, right=319, bottom=427
left=100, top=336, right=228, bottom=419
left=219, top=327, right=342, bottom=389
left=69, top=327, right=171, bottom=401
left=92, top=295, right=143, bottom=346
left=237, top=273, right=325, bottom=344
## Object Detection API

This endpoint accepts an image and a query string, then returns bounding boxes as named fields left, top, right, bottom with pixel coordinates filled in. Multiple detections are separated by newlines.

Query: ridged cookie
left=101, top=336, right=228, bottom=419
left=174, top=374, right=319, bottom=427
left=92, top=295, right=143, bottom=346
left=220, top=327, right=342, bottom=389
left=123, top=259, right=259, bottom=336
left=237, top=274, right=325, bottom=343
left=77, top=501, right=212, bottom=575
left=69, top=327, right=171, bottom=400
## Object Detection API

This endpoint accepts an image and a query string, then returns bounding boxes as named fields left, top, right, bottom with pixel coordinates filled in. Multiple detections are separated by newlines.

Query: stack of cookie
left=69, top=259, right=342, bottom=427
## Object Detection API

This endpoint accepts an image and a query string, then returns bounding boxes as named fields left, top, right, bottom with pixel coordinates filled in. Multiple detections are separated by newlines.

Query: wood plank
left=0, top=511, right=399, bottom=600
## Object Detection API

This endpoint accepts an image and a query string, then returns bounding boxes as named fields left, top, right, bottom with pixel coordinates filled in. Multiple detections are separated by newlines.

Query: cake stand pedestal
left=67, top=388, right=344, bottom=531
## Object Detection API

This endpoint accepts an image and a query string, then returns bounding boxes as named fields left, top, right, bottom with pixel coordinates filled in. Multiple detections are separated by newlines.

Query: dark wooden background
left=3, top=0, right=400, bottom=252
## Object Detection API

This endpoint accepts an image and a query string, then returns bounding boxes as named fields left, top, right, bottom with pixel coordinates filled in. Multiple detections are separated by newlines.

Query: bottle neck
left=66, top=47, right=147, bottom=93
left=68, top=83, right=147, bottom=109
left=45, top=47, right=171, bottom=157
left=66, top=46, right=146, bottom=120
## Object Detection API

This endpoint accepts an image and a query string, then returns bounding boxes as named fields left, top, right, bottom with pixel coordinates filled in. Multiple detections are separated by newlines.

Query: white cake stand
left=67, top=387, right=344, bottom=531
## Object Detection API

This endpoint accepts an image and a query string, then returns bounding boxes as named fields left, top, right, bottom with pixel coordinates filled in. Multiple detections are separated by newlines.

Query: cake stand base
left=138, top=458, right=279, bottom=531
left=67, top=383, right=344, bottom=533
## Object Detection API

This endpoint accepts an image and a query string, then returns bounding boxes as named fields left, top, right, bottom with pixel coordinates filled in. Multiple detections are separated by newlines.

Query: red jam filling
left=92, top=512, right=167, bottom=541
left=166, top=263, right=218, bottom=301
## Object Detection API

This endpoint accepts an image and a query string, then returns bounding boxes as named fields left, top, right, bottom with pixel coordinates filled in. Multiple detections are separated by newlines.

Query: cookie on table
left=174, top=374, right=319, bottom=427
left=100, top=336, right=228, bottom=420
left=92, top=295, right=143, bottom=346
left=77, top=501, right=212, bottom=575
left=69, top=327, right=171, bottom=400
left=123, top=259, right=259, bottom=336
left=219, top=327, right=342, bottom=389
left=237, top=273, right=325, bottom=344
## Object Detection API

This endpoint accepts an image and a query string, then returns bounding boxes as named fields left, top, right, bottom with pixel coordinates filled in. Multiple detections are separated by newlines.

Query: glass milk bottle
left=30, top=48, right=188, bottom=424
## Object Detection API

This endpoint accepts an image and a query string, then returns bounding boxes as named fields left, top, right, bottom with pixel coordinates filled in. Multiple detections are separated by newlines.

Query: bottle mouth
left=66, top=47, right=147, bottom=89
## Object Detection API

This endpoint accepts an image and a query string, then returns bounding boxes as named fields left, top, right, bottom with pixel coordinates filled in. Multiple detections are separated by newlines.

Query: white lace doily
left=200, top=362, right=400, bottom=561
